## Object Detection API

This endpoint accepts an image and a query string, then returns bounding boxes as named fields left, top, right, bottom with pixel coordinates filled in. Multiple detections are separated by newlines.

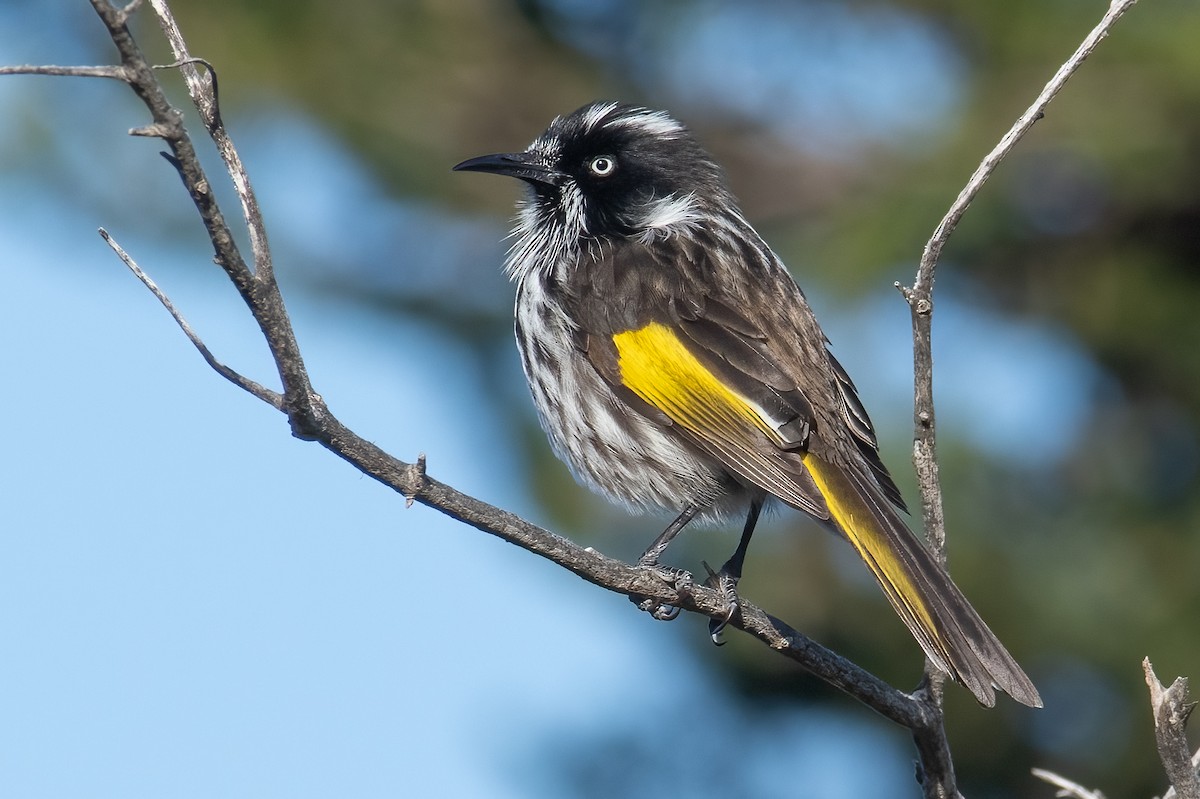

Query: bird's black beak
left=452, top=151, right=564, bottom=188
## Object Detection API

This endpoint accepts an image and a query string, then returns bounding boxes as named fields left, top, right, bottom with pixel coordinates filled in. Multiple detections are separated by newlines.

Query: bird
left=453, top=101, right=1041, bottom=708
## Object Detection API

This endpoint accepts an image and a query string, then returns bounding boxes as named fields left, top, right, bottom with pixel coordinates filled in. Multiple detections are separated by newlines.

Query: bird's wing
left=565, top=234, right=903, bottom=516
left=565, top=236, right=1041, bottom=708
left=579, top=310, right=829, bottom=518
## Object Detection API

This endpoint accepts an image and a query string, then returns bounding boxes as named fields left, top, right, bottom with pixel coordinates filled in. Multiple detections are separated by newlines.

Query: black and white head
left=454, top=102, right=733, bottom=276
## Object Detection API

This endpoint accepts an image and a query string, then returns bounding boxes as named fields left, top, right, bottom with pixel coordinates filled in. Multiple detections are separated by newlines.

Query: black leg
left=633, top=503, right=702, bottom=621
left=721, top=498, right=763, bottom=581
left=708, top=498, right=764, bottom=643
left=637, top=502, right=702, bottom=567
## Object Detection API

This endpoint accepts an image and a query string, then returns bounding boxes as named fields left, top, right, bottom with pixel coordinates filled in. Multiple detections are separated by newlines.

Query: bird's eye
left=588, top=155, right=616, bottom=177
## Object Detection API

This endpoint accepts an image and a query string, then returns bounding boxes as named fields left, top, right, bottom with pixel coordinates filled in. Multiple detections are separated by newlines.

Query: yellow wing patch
left=612, top=322, right=779, bottom=443
left=612, top=321, right=827, bottom=514
left=613, top=322, right=982, bottom=691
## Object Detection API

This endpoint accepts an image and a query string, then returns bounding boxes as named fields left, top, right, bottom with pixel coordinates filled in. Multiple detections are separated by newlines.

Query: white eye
left=588, top=155, right=616, bottom=177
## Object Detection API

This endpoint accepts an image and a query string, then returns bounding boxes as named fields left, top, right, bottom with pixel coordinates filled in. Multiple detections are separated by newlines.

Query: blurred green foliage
left=150, top=0, right=1200, bottom=794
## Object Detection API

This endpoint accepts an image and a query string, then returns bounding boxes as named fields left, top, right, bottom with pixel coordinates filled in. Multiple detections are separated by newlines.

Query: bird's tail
left=802, top=453, right=1042, bottom=708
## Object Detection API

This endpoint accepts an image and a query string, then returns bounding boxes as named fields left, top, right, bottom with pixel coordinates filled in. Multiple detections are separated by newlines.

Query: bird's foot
left=702, top=560, right=741, bottom=645
left=631, top=562, right=692, bottom=621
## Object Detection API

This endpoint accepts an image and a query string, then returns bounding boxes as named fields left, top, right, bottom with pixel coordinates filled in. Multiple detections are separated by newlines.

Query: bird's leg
left=707, top=499, right=763, bottom=643
left=637, top=503, right=701, bottom=567
left=633, top=503, right=702, bottom=621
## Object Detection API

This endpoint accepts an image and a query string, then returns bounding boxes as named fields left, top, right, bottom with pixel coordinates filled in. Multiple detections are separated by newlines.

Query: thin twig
left=153, top=57, right=221, bottom=129
left=98, top=228, right=283, bottom=409
left=146, top=0, right=272, bottom=281
left=83, top=0, right=253, bottom=294
left=115, top=0, right=145, bottom=26
left=900, top=0, right=1141, bottom=554
left=0, top=64, right=130, bottom=79
left=1031, top=768, right=1108, bottom=799
left=907, top=0, right=1139, bottom=303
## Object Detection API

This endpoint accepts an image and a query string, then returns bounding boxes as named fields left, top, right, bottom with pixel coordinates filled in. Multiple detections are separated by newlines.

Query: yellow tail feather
left=802, top=453, right=1042, bottom=708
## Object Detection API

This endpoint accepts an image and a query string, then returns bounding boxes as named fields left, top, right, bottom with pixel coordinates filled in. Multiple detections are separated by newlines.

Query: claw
left=631, top=564, right=692, bottom=622
left=632, top=596, right=682, bottom=621
left=703, top=560, right=741, bottom=645
left=652, top=603, right=682, bottom=621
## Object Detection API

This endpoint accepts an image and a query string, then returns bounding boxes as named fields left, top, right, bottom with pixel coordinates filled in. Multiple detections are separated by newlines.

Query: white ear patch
left=637, top=193, right=700, bottom=241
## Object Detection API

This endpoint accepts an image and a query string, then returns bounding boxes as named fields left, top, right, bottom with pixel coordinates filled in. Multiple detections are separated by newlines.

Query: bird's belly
left=514, top=299, right=735, bottom=516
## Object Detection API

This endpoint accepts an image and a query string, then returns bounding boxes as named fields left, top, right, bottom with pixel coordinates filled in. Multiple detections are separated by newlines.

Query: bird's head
left=454, top=102, right=728, bottom=244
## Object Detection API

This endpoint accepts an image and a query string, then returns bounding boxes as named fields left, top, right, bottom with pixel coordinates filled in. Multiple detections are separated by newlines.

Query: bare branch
left=81, top=0, right=322, bottom=439
left=910, top=678, right=959, bottom=799
left=153, top=57, right=222, bottom=128
left=141, top=0, right=328, bottom=442
left=1145, top=659, right=1200, bottom=799
left=83, top=0, right=254, bottom=292
left=1031, top=768, right=1108, bottom=799
left=146, top=0, right=271, bottom=281
left=112, top=0, right=146, bottom=26
left=0, top=64, right=131, bottom=79
left=1164, top=749, right=1200, bottom=799
left=893, top=2, right=1140, bottom=793
left=900, top=0, right=1140, bottom=553
left=1030, top=660, right=1199, bottom=799
left=310, top=423, right=938, bottom=731
left=906, top=0, right=1139, bottom=307
left=98, top=227, right=283, bottom=410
